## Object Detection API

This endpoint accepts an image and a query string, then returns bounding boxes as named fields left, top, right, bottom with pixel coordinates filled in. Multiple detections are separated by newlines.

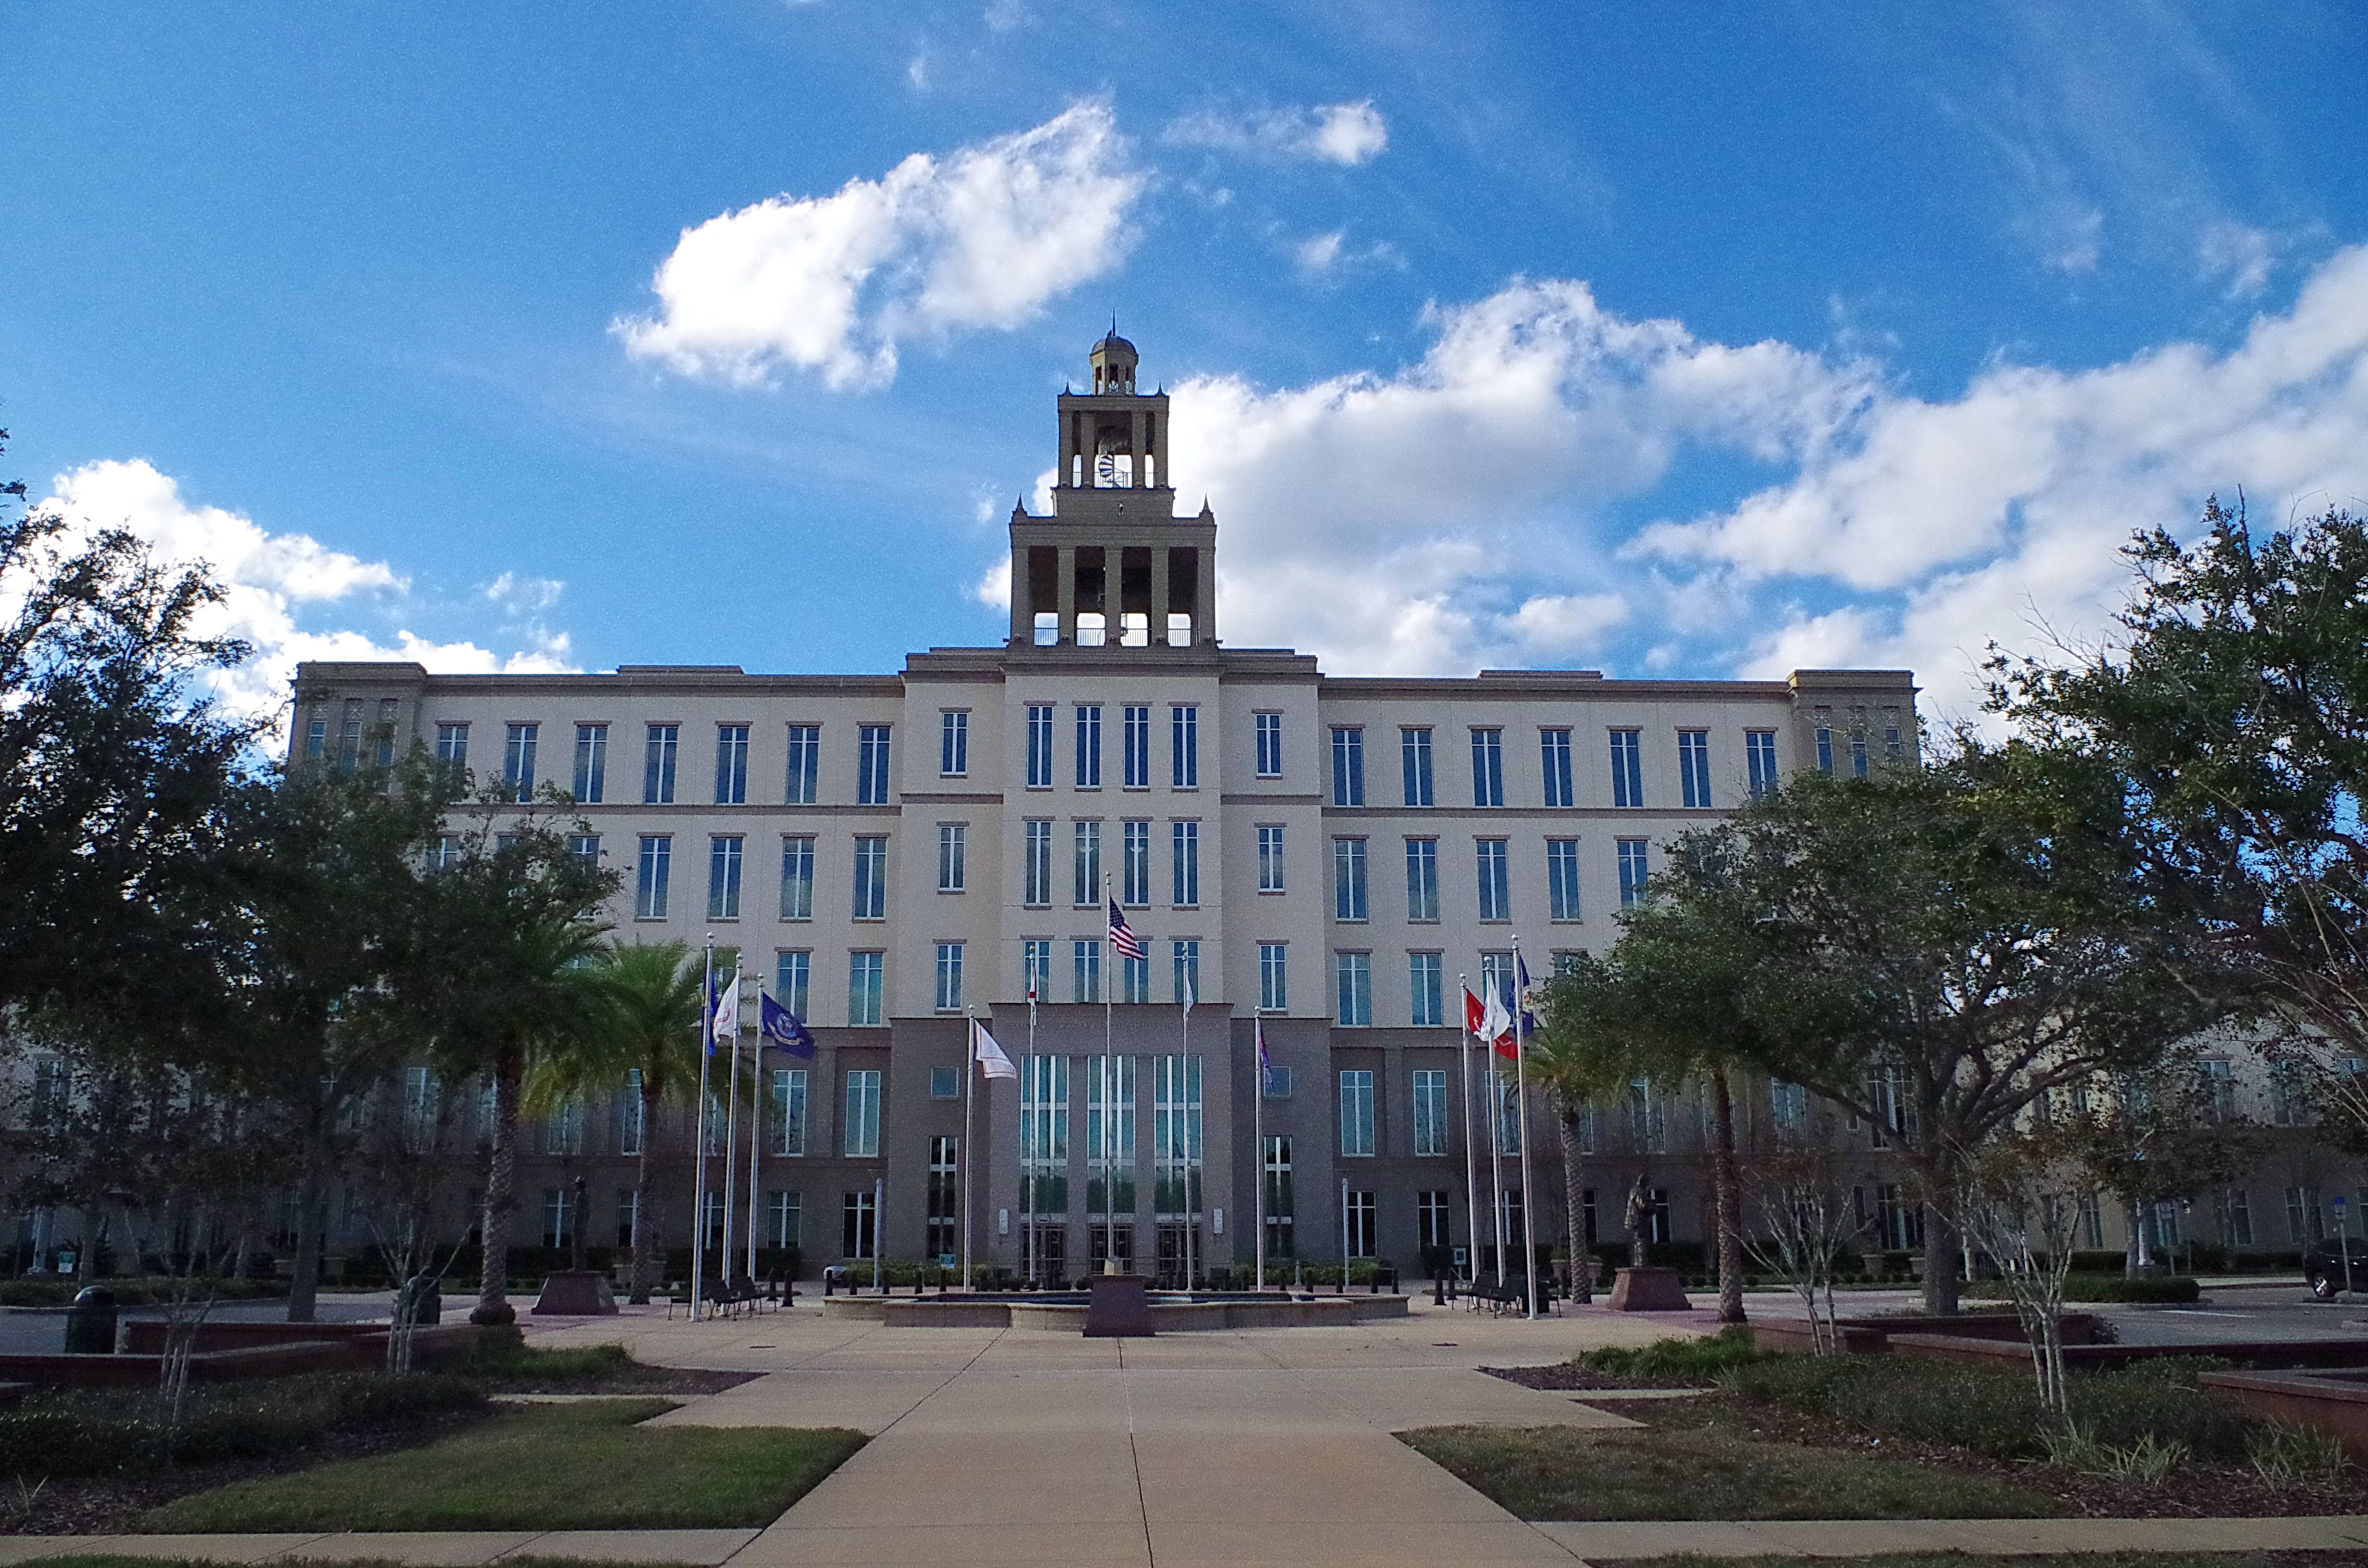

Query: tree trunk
left=1558, top=1107, right=1591, bottom=1302
left=284, top=1128, right=328, bottom=1324
left=629, top=1079, right=662, bottom=1304
left=1710, top=1068, right=1747, bottom=1324
left=1921, top=1200, right=1961, bottom=1314
left=471, top=1050, right=522, bottom=1326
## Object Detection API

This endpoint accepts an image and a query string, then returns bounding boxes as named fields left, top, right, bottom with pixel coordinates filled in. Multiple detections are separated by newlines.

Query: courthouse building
left=291, top=334, right=1920, bottom=1282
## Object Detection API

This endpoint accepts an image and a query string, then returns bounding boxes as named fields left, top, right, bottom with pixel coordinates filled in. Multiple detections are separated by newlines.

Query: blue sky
left=9, top=1, right=2366, bottom=725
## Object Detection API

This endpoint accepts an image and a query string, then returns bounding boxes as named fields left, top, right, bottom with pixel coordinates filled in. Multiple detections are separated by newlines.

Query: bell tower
left=1007, top=332, right=1217, bottom=650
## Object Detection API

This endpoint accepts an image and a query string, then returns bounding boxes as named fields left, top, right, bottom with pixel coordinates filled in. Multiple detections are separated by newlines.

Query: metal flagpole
left=1254, top=1013, right=1266, bottom=1292
left=1341, top=1175, right=1351, bottom=1283
left=1181, top=969, right=1194, bottom=1291
left=1103, top=873, right=1114, bottom=1274
left=1458, top=976, right=1479, bottom=1286
left=962, top=1013, right=975, bottom=1289
left=722, top=973, right=740, bottom=1285
left=746, top=1025, right=761, bottom=1286
left=1486, top=1000, right=1507, bottom=1288
left=872, top=1175, right=883, bottom=1292
left=691, top=938, right=714, bottom=1320
left=1025, top=983, right=1037, bottom=1287
left=1514, top=938, right=1539, bottom=1320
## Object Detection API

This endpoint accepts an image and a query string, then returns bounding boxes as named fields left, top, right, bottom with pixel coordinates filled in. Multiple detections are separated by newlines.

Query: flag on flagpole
left=972, top=1019, right=1018, bottom=1080
left=712, top=966, right=741, bottom=1044
left=1513, top=950, right=1539, bottom=1036
left=1182, top=966, right=1195, bottom=1017
left=760, top=993, right=817, bottom=1058
left=1462, top=984, right=1487, bottom=1042
left=1480, top=986, right=1517, bottom=1059
left=704, top=968, right=722, bottom=1055
left=1255, top=1013, right=1272, bottom=1092
left=1108, top=899, right=1145, bottom=962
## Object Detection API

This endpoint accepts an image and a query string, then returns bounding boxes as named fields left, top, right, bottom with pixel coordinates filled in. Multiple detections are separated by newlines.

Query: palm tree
left=530, top=941, right=704, bottom=1303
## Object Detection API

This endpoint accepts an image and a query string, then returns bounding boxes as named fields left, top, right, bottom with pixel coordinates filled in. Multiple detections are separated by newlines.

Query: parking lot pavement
left=1744, top=1280, right=2368, bottom=1348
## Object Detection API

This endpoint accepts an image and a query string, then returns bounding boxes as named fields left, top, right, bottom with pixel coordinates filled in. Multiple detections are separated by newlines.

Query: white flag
left=1479, top=986, right=1512, bottom=1047
left=973, top=1019, right=1018, bottom=1080
left=712, top=966, right=741, bottom=1042
left=1182, top=968, right=1195, bottom=1017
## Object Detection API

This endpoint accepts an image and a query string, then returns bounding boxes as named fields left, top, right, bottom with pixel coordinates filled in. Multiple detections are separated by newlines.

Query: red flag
left=1462, top=985, right=1487, bottom=1040
left=1465, top=984, right=1516, bottom=1058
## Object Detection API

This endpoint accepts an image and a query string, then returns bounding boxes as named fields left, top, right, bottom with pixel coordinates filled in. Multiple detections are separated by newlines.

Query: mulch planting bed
left=0, top=1404, right=499, bottom=1535
left=1488, top=1362, right=1722, bottom=1391
left=1499, top=1371, right=2368, bottom=1520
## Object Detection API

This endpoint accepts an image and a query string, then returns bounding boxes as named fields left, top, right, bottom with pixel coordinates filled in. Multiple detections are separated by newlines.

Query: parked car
left=2304, top=1238, right=2368, bottom=1298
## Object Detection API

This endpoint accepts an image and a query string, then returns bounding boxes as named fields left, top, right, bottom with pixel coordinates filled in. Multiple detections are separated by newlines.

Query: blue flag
left=761, top=993, right=817, bottom=1058
left=703, top=968, right=720, bottom=1056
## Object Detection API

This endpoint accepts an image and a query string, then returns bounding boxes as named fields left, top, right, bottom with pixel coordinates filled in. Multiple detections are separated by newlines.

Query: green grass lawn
left=1399, top=1424, right=2062, bottom=1521
left=140, top=1400, right=864, bottom=1532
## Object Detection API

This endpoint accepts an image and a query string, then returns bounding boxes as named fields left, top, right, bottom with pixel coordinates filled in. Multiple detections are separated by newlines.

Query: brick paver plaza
left=1, top=1298, right=2361, bottom=1565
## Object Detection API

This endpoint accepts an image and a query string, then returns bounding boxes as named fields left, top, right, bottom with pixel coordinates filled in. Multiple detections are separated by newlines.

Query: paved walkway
left=4, top=1298, right=2365, bottom=1564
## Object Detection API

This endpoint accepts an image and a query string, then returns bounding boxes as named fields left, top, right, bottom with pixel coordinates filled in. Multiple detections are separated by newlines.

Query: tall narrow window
left=766, top=1190, right=801, bottom=1248
left=851, top=835, right=887, bottom=920
left=1023, top=939, right=1053, bottom=1001
left=1541, top=729, right=1573, bottom=808
left=937, top=823, right=966, bottom=892
left=785, top=724, right=819, bottom=804
left=1617, top=838, right=1650, bottom=907
left=1122, top=939, right=1149, bottom=1004
left=1476, top=838, right=1510, bottom=921
left=573, top=723, right=606, bottom=803
left=935, top=943, right=964, bottom=1011
left=1470, top=728, right=1504, bottom=807
left=708, top=723, right=747, bottom=805
left=779, top=836, right=814, bottom=920
left=843, top=1068, right=882, bottom=1156
left=373, top=699, right=399, bottom=769
left=1172, top=821, right=1199, bottom=906
left=1024, top=820, right=1053, bottom=906
left=1546, top=837, right=1582, bottom=921
left=1678, top=730, right=1711, bottom=808
left=847, top=953, right=884, bottom=1027
left=1333, top=837, right=1368, bottom=921
left=1885, top=724, right=1904, bottom=759
left=1172, top=939, right=1200, bottom=1004
left=1412, top=1068, right=1448, bottom=1155
left=567, top=833, right=599, bottom=870
left=1335, top=953, right=1372, bottom=1028
left=926, top=1135, right=960, bottom=1262
left=1746, top=730, right=1779, bottom=798
left=1331, top=727, right=1365, bottom=806
left=1026, top=704, right=1055, bottom=788
left=1263, top=1136, right=1295, bottom=1258
left=1123, top=705, right=1150, bottom=788
left=1075, top=704, right=1102, bottom=788
left=643, top=724, right=678, bottom=804
left=1814, top=725, right=1834, bottom=775
left=305, top=715, right=327, bottom=760
left=1254, top=712, right=1283, bottom=778
left=1850, top=730, right=1869, bottom=779
left=1408, top=952, right=1443, bottom=1027
left=775, top=950, right=810, bottom=1021
left=1405, top=837, right=1440, bottom=922
left=635, top=836, right=670, bottom=919
left=504, top=723, right=538, bottom=804
left=1259, top=943, right=1288, bottom=1012
left=1339, top=1068, right=1375, bottom=1153
left=1072, top=938, right=1102, bottom=1004
left=1152, top=1054, right=1202, bottom=1222
left=1122, top=820, right=1151, bottom=905
left=1609, top=729, right=1642, bottom=808
left=1257, top=825, right=1286, bottom=893
left=708, top=836, right=742, bottom=919
left=857, top=725, right=892, bottom=805
left=1022, top=1054, right=1070, bottom=1233
left=939, top=710, right=968, bottom=776
left=435, top=722, right=469, bottom=768
left=1171, top=704, right=1198, bottom=788
left=1073, top=819, right=1101, bottom=906
left=1401, top=727, right=1434, bottom=807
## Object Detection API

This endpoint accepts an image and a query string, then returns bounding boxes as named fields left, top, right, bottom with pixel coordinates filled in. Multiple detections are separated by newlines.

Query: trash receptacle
left=395, top=1274, right=442, bottom=1325
left=62, top=1285, right=117, bottom=1354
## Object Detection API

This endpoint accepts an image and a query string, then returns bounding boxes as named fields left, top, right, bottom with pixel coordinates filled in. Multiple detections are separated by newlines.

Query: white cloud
left=1642, top=243, right=2368, bottom=722
left=618, top=101, right=1143, bottom=390
left=1165, top=278, right=1872, bottom=675
left=35, top=460, right=573, bottom=731
left=1162, top=100, right=1387, bottom=166
left=1293, top=231, right=1345, bottom=278
left=982, top=0, right=1032, bottom=30
left=2198, top=220, right=2275, bottom=300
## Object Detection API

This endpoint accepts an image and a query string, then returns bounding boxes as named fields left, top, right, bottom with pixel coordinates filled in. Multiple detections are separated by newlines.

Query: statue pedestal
left=1082, top=1274, right=1155, bottom=1337
left=532, top=1269, right=619, bottom=1316
left=1606, top=1267, right=1693, bottom=1312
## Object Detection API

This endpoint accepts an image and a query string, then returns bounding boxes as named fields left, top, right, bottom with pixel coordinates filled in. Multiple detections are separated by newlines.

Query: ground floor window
left=1030, top=1223, right=1066, bottom=1285
left=614, top=1188, right=639, bottom=1250
left=843, top=1190, right=877, bottom=1262
left=2288, top=1186, right=2326, bottom=1245
left=540, top=1188, right=571, bottom=1250
left=1345, top=1189, right=1376, bottom=1259
left=702, top=1188, right=725, bottom=1249
left=1418, top=1189, right=1451, bottom=1250
left=2214, top=1186, right=2253, bottom=1249
left=767, top=1190, right=801, bottom=1250
left=1089, top=1223, right=1134, bottom=1274
left=926, top=1135, right=959, bottom=1264
left=1263, top=1135, right=1294, bottom=1258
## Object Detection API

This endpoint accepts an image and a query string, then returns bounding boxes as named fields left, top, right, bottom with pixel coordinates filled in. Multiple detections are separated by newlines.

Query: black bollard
left=1433, top=1274, right=1446, bottom=1306
left=62, top=1286, right=118, bottom=1354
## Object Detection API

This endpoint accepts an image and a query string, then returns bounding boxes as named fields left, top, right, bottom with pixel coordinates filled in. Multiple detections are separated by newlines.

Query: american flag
left=1107, top=898, right=1146, bottom=962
